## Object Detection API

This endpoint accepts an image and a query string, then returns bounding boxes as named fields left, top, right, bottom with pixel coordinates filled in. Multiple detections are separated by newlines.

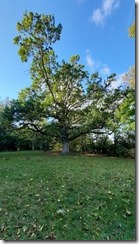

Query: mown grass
left=0, top=151, right=135, bottom=240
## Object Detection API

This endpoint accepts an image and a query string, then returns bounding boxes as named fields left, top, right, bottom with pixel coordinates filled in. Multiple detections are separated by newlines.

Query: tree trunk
left=113, top=132, right=118, bottom=156
left=32, top=141, right=35, bottom=151
left=62, top=126, right=69, bottom=154
left=62, top=139, right=69, bottom=154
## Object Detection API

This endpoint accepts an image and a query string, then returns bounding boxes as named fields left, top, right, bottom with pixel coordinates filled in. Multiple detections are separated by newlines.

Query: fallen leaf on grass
left=38, top=225, right=44, bottom=231
left=56, top=209, right=65, bottom=214
left=30, top=233, right=35, bottom=238
left=22, top=226, right=27, bottom=232
left=17, top=229, right=21, bottom=235
left=108, top=191, right=115, bottom=196
left=95, top=231, right=99, bottom=236
left=126, top=210, right=132, bottom=216
left=92, top=213, right=102, bottom=220
left=108, top=197, right=113, bottom=200
left=48, top=232, right=56, bottom=240
left=35, top=194, right=40, bottom=197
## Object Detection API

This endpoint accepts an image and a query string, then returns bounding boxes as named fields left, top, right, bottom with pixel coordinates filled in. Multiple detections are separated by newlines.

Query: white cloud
left=91, top=9, right=104, bottom=25
left=91, top=0, right=120, bottom=26
left=85, top=49, right=111, bottom=76
left=100, top=65, right=111, bottom=75
left=86, top=55, right=95, bottom=68
left=86, top=50, right=95, bottom=68
left=85, top=50, right=127, bottom=90
left=85, top=50, right=128, bottom=92
left=103, top=0, right=115, bottom=16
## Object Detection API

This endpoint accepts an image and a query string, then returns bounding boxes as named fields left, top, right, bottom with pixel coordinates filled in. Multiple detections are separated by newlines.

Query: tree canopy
left=2, top=11, right=133, bottom=155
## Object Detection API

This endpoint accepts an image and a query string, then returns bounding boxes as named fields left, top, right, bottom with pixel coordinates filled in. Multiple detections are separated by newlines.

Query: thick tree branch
left=68, top=123, right=105, bottom=141
left=38, top=50, right=59, bottom=106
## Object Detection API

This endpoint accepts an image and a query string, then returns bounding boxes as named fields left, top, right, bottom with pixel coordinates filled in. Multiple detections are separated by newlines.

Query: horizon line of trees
left=0, top=93, right=135, bottom=158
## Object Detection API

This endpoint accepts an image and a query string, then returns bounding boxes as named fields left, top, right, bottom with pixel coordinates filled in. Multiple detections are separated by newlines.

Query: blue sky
left=0, top=0, right=135, bottom=100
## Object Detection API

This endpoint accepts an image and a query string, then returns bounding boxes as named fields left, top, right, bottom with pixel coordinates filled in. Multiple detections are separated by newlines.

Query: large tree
left=12, top=11, right=126, bottom=154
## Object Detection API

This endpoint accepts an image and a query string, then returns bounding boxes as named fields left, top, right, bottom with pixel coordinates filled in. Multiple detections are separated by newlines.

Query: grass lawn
left=0, top=151, right=135, bottom=240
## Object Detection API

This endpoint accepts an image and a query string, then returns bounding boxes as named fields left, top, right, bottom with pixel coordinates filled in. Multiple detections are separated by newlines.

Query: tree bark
left=32, top=141, right=35, bottom=151
left=62, top=126, right=70, bottom=154
left=62, top=139, right=69, bottom=154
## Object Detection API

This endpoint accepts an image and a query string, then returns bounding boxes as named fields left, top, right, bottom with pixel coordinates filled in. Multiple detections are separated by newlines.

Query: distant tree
left=123, top=22, right=135, bottom=89
left=12, top=128, right=51, bottom=151
left=0, top=99, right=17, bottom=151
left=122, top=65, right=135, bottom=89
left=122, top=22, right=135, bottom=89
left=116, top=88, right=135, bottom=131
left=112, top=130, right=135, bottom=157
left=118, top=22, right=135, bottom=132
